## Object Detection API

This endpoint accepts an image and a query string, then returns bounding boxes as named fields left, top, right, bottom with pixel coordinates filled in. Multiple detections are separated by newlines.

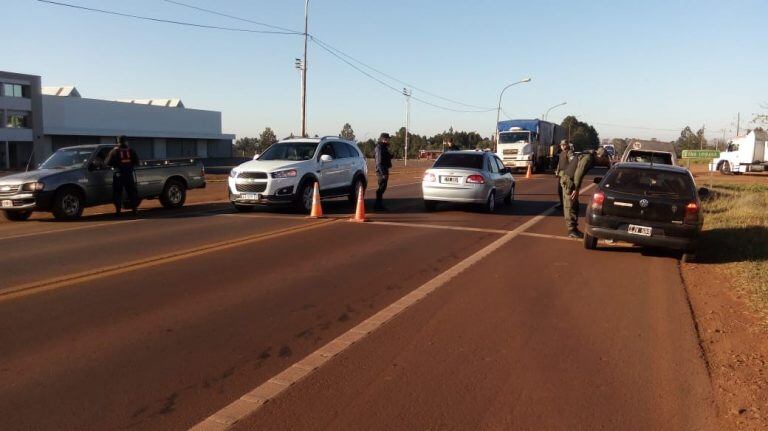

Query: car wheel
left=719, top=161, right=732, bottom=175
left=584, top=232, right=598, bottom=249
left=424, top=200, right=437, bottom=211
left=348, top=177, right=364, bottom=204
left=295, top=179, right=315, bottom=214
left=52, top=187, right=84, bottom=220
left=504, top=185, right=514, bottom=205
left=2, top=210, right=32, bottom=221
left=484, top=191, right=496, bottom=213
left=682, top=250, right=696, bottom=263
left=233, top=204, right=254, bottom=212
left=160, top=179, right=186, bottom=208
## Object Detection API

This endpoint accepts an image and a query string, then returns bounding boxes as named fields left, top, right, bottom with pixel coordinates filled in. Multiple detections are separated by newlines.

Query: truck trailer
left=496, top=119, right=566, bottom=172
left=709, top=130, right=768, bottom=174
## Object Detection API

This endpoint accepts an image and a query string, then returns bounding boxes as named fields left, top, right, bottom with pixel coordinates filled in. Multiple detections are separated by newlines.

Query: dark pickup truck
left=0, top=145, right=206, bottom=221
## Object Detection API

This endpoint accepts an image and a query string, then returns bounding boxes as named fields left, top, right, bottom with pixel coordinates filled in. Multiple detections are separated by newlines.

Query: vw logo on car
left=639, top=199, right=649, bottom=208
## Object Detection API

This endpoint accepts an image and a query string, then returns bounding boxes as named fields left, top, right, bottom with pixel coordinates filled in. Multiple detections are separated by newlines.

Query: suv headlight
left=229, top=169, right=238, bottom=178
left=271, top=169, right=298, bottom=179
left=22, top=182, right=45, bottom=192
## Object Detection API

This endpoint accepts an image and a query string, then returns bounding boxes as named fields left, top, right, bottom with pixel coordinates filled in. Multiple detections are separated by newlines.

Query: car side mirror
left=593, top=176, right=603, bottom=184
left=698, top=187, right=710, bottom=199
left=253, top=153, right=260, bottom=160
left=320, top=154, right=333, bottom=163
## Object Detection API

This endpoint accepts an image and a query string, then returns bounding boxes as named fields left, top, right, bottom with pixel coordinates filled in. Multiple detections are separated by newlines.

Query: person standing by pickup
left=106, top=136, right=140, bottom=217
left=560, top=147, right=604, bottom=238
left=374, top=132, right=393, bottom=211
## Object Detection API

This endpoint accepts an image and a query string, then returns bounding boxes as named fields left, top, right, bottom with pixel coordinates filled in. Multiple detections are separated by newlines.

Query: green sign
left=682, top=149, right=720, bottom=159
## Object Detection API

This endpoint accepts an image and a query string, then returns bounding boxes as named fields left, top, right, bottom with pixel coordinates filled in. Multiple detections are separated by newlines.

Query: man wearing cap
left=560, top=147, right=605, bottom=237
left=554, top=140, right=573, bottom=210
left=374, top=133, right=393, bottom=210
left=106, top=135, right=140, bottom=217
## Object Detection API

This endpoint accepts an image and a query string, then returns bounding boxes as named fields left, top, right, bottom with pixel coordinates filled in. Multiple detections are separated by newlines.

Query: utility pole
left=300, top=0, right=310, bottom=137
left=700, top=124, right=705, bottom=149
left=736, top=112, right=741, bottom=136
left=403, top=88, right=411, bottom=166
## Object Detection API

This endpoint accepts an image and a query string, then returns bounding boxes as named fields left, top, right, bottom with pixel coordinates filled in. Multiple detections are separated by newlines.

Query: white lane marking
left=0, top=219, right=142, bottom=242
left=189, top=181, right=598, bottom=430
left=368, top=221, right=509, bottom=235
left=519, top=232, right=580, bottom=242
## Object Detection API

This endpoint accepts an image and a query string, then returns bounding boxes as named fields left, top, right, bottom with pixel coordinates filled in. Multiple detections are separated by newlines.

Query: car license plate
left=1, top=200, right=12, bottom=208
left=628, top=224, right=652, bottom=236
left=242, top=193, right=261, bottom=201
left=441, top=176, right=459, bottom=184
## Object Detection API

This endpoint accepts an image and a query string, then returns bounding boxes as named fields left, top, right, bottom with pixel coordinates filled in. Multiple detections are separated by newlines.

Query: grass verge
left=696, top=183, right=768, bottom=316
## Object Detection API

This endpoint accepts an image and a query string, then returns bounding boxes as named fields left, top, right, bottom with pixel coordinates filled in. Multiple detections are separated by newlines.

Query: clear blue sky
left=6, top=0, right=768, bottom=142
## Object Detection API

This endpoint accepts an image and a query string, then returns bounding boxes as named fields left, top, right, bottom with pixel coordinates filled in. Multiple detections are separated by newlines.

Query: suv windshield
left=433, top=153, right=485, bottom=169
left=603, top=168, right=694, bottom=198
left=40, top=147, right=96, bottom=169
left=499, top=132, right=530, bottom=144
left=258, top=142, right=318, bottom=161
left=625, top=150, right=673, bottom=165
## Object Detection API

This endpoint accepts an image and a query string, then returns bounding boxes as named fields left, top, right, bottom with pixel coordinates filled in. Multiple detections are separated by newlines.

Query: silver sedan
left=422, top=151, right=515, bottom=212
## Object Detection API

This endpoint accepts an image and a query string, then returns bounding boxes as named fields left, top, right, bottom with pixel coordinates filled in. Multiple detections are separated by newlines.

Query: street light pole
left=495, top=78, right=532, bottom=150
left=543, top=101, right=567, bottom=121
left=300, top=0, right=309, bottom=137
left=403, top=88, right=411, bottom=166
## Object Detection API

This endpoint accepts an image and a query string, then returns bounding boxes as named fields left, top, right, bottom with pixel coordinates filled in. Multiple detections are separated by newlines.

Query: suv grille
left=0, top=185, right=21, bottom=196
left=236, top=183, right=268, bottom=193
left=238, top=172, right=268, bottom=179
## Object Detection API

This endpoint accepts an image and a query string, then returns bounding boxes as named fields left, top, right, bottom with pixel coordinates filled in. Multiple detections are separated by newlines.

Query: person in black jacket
left=106, top=135, right=140, bottom=216
left=374, top=132, right=393, bottom=210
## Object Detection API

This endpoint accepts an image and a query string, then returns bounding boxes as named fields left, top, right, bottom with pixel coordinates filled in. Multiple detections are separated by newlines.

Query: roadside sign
left=681, top=149, right=720, bottom=159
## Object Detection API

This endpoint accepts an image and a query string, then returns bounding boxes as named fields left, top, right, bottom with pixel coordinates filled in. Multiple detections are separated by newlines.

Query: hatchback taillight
left=423, top=172, right=436, bottom=182
left=684, top=202, right=699, bottom=224
left=591, top=192, right=605, bottom=214
left=466, top=174, right=485, bottom=184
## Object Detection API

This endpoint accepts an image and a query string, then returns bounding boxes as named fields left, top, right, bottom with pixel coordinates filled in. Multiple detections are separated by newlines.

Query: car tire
left=160, top=179, right=186, bottom=208
left=682, top=250, right=696, bottom=263
left=584, top=232, right=598, bottom=250
left=295, top=179, right=315, bottom=214
left=348, top=177, right=364, bottom=204
left=504, top=186, right=514, bottom=205
left=424, top=200, right=437, bottom=211
left=719, top=161, right=732, bottom=175
left=52, top=187, right=85, bottom=220
left=2, top=210, right=32, bottom=221
left=233, top=204, right=254, bottom=212
left=484, top=191, right=496, bottom=213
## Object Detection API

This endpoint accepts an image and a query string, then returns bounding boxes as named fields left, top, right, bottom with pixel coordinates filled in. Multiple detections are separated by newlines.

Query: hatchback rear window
left=603, top=168, right=694, bottom=198
left=625, top=150, right=673, bottom=165
left=433, top=154, right=484, bottom=169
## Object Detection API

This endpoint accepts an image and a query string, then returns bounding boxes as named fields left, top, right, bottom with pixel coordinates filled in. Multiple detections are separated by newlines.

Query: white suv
left=228, top=137, right=368, bottom=213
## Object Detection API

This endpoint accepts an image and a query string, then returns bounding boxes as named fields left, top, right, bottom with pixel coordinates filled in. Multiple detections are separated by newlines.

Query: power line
left=35, top=0, right=300, bottom=35
left=162, top=0, right=495, bottom=111
left=592, top=122, right=681, bottom=132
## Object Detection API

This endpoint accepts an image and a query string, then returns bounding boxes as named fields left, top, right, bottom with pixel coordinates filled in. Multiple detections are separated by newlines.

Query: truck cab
left=710, top=130, right=768, bottom=174
left=497, top=127, right=536, bottom=171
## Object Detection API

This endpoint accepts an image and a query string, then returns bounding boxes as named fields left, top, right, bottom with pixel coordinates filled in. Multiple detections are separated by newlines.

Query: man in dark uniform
left=374, top=132, right=393, bottom=211
left=106, top=135, right=140, bottom=217
left=554, top=140, right=573, bottom=210
left=560, top=147, right=605, bottom=238
left=444, top=137, right=459, bottom=152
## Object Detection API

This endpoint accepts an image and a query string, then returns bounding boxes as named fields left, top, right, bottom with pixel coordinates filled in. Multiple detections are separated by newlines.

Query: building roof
left=117, top=99, right=185, bottom=108
left=42, top=86, right=81, bottom=97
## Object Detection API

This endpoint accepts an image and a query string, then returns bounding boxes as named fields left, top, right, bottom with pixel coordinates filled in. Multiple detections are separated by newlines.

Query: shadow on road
left=694, top=226, right=768, bottom=263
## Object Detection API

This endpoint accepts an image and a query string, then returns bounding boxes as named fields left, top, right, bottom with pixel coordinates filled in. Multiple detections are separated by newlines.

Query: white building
left=1, top=70, right=235, bottom=170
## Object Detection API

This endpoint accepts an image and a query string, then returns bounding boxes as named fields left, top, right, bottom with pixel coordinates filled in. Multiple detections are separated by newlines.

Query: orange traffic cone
left=350, top=185, right=369, bottom=222
left=308, top=182, right=325, bottom=218
left=525, top=164, right=532, bottom=179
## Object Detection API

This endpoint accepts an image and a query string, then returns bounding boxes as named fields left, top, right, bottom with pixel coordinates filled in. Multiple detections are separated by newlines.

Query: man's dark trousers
left=113, top=171, right=139, bottom=212
left=376, top=173, right=388, bottom=205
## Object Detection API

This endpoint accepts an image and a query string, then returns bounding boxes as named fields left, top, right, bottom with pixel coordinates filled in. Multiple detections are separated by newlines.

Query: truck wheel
left=52, top=187, right=84, bottom=220
left=719, top=161, right=732, bottom=175
left=2, top=210, right=32, bottom=221
left=160, top=179, right=186, bottom=208
left=584, top=232, right=598, bottom=250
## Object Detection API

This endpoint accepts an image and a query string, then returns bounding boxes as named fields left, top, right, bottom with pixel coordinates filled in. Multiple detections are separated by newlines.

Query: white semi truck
left=496, top=119, right=566, bottom=172
left=709, top=130, right=768, bottom=174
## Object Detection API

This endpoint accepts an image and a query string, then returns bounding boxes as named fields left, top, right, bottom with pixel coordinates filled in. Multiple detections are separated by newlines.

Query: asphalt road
left=0, top=169, right=715, bottom=430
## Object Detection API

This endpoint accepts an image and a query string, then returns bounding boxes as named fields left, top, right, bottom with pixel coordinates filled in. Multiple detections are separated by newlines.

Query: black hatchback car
left=584, top=163, right=708, bottom=260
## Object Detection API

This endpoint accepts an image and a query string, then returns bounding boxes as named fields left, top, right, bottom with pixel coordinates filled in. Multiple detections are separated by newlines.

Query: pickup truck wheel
left=3, top=210, right=32, bottom=221
left=719, top=161, right=732, bottom=175
left=584, top=232, right=598, bottom=250
left=295, top=180, right=315, bottom=214
left=160, top=180, right=186, bottom=208
left=52, top=188, right=84, bottom=220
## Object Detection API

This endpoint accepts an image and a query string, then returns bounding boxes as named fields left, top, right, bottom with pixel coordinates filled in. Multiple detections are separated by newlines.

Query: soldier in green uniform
left=560, top=147, right=605, bottom=238
left=554, top=140, right=573, bottom=210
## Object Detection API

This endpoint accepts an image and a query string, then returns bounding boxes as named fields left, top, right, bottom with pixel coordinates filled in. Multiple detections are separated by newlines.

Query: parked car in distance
left=0, top=145, right=206, bottom=221
left=584, top=162, right=708, bottom=261
left=228, top=136, right=367, bottom=213
left=620, top=140, right=677, bottom=165
left=422, top=150, right=515, bottom=212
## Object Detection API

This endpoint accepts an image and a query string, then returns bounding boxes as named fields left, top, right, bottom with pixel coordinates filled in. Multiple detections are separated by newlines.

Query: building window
left=6, top=111, right=30, bottom=128
left=2, top=83, right=29, bottom=98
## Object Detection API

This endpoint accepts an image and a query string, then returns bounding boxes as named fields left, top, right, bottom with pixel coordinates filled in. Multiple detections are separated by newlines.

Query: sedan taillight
left=423, top=172, right=436, bottom=182
left=466, top=174, right=485, bottom=184
left=684, top=202, right=699, bottom=224
left=591, top=192, right=605, bottom=214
